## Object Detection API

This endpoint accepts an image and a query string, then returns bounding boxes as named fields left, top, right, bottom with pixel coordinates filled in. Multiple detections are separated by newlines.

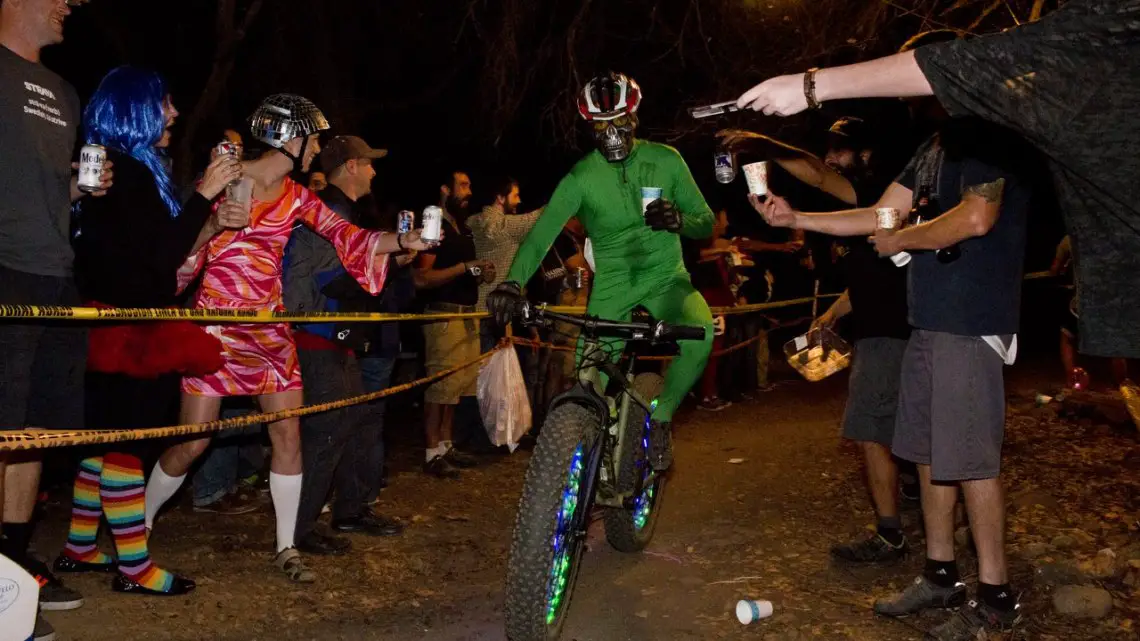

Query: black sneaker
left=874, top=576, right=967, bottom=618
left=295, top=530, right=352, bottom=556
left=34, top=613, right=56, bottom=641
left=443, top=447, right=478, bottom=469
left=424, top=455, right=461, bottom=479
left=926, top=600, right=1022, bottom=641
left=24, top=559, right=84, bottom=611
left=649, top=420, right=673, bottom=471
left=830, top=530, right=908, bottom=563
left=332, top=513, right=405, bottom=537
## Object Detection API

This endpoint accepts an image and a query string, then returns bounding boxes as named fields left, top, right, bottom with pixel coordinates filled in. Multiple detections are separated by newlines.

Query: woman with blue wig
left=54, top=66, right=246, bottom=597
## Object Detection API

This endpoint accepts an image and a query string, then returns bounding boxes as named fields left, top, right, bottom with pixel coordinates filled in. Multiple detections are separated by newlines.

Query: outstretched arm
left=718, top=130, right=856, bottom=205
left=506, top=175, right=583, bottom=284
left=736, top=51, right=932, bottom=116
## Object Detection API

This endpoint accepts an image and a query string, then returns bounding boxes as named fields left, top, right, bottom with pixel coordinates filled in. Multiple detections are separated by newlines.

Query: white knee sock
left=144, top=463, right=186, bottom=530
left=269, top=472, right=302, bottom=553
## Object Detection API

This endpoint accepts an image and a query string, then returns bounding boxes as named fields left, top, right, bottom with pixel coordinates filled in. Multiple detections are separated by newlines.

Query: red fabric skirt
left=86, top=303, right=224, bottom=379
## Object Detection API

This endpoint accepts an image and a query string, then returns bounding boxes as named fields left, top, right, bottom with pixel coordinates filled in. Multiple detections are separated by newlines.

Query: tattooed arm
left=870, top=177, right=1005, bottom=256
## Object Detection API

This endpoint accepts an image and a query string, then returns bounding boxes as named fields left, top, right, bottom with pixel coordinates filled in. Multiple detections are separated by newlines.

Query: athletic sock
left=978, top=582, right=1017, bottom=612
left=440, top=440, right=454, bottom=453
left=102, top=453, right=176, bottom=592
left=425, top=444, right=448, bottom=463
left=62, top=457, right=114, bottom=565
left=923, top=558, right=960, bottom=588
left=143, top=462, right=186, bottom=530
left=0, top=521, right=34, bottom=565
left=876, top=516, right=904, bottom=546
left=269, top=472, right=302, bottom=553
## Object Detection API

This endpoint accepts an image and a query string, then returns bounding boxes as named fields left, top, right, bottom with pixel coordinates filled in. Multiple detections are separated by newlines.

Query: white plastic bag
left=477, top=347, right=532, bottom=452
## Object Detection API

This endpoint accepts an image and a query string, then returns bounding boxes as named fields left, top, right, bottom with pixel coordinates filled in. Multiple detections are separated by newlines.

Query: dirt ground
left=34, top=359, right=1140, bottom=641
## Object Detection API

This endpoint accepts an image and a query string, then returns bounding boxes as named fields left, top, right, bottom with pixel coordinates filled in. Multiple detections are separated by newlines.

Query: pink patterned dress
left=177, top=178, right=389, bottom=397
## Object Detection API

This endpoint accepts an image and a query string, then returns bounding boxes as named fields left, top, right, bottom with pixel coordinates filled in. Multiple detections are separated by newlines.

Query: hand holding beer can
left=875, top=207, right=911, bottom=267
left=77, top=144, right=107, bottom=194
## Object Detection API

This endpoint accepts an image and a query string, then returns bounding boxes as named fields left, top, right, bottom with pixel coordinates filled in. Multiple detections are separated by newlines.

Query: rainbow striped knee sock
left=62, top=457, right=114, bottom=565
left=102, top=453, right=176, bottom=593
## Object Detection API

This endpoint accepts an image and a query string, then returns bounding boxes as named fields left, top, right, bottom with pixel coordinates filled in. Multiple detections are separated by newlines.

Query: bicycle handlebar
left=517, top=302, right=706, bottom=344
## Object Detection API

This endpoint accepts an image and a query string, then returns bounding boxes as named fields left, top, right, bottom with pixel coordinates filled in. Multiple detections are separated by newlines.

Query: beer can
left=421, top=206, right=443, bottom=243
left=572, top=267, right=585, bottom=290
left=714, top=150, right=736, bottom=184
left=77, top=143, right=107, bottom=193
left=875, top=207, right=901, bottom=230
left=215, top=141, right=240, bottom=158
left=468, top=264, right=482, bottom=278
left=742, top=161, right=769, bottom=197
left=397, top=210, right=415, bottom=234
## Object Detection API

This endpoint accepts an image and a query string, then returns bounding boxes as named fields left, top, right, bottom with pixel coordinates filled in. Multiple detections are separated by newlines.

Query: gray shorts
left=892, top=330, right=1007, bottom=482
left=842, top=337, right=908, bottom=446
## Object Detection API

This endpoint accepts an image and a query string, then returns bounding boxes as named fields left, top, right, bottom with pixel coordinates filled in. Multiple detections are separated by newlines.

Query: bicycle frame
left=545, top=337, right=656, bottom=510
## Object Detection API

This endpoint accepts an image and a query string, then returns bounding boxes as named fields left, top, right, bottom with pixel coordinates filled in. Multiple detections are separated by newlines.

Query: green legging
left=581, top=272, right=713, bottom=422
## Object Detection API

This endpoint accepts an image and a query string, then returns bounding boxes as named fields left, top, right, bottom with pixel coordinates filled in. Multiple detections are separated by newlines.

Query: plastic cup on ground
left=641, top=187, right=663, bottom=215
left=742, top=162, right=769, bottom=197
left=736, top=599, right=774, bottom=624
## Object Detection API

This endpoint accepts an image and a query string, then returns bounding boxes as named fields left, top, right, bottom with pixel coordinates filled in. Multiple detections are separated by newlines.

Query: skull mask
left=592, top=114, right=637, bottom=163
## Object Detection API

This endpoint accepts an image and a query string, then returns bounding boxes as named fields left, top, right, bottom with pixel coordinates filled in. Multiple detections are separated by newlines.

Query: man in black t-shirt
left=413, top=170, right=494, bottom=478
left=0, top=0, right=112, bottom=628
left=754, top=111, right=1031, bottom=638
left=722, top=116, right=914, bottom=565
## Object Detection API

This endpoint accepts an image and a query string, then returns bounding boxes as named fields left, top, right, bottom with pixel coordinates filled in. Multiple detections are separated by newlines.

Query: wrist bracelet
left=396, top=232, right=406, bottom=250
left=804, top=68, right=822, bottom=110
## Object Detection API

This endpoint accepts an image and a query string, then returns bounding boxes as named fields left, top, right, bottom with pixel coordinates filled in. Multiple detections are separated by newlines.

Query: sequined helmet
left=248, top=94, right=330, bottom=149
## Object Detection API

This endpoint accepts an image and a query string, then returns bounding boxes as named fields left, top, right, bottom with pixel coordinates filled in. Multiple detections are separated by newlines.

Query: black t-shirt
left=896, top=132, right=1030, bottom=336
left=423, top=214, right=478, bottom=306
left=0, top=46, right=80, bottom=277
left=845, top=177, right=911, bottom=341
left=914, top=0, right=1140, bottom=356
left=527, top=230, right=581, bottom=305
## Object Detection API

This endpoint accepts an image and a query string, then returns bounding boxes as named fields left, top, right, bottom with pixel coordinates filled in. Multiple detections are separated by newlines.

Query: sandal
left=273, top=547, right=315, bottom=583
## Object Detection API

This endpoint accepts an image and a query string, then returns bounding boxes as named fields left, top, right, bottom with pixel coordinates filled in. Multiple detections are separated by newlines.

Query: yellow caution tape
left=0, top=351, right=494, bottom=452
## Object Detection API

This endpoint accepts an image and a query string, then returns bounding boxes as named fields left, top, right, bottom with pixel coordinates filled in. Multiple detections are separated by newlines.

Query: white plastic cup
left=226, top=177, right=253, bottom=207
left=641, top=187, right=663, bottom=215
left=736, top=599, right=774, bottom=624
left=743, top=161, right=769, bottom=196
left=874, top=207, right=911, bottom=267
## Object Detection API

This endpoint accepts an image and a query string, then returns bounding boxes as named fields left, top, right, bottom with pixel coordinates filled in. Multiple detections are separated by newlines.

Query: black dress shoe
left=53, top=555, right=117, bottom=574
left=424, top=455, right=461, bottom=479
left=111, top=572, right=196, bottom=596
left=295, top=530, right=352, bottom=556
left=443, top=447, right=479, bottom=469
left=332, top=513, right=405, bottom=537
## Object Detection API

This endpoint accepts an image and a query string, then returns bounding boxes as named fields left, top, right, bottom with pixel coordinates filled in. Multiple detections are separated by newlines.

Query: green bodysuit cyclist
left=488, top=72, right=715, bottom=471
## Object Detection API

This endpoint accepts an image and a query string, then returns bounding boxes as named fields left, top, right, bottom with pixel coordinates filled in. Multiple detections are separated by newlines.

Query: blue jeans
left=191, top=408, right=265, bottom=507
left=359, top=355, right=396, bottom=504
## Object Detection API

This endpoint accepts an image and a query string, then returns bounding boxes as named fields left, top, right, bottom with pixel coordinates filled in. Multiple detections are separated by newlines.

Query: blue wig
left=83, top=66, right=180, bottom=216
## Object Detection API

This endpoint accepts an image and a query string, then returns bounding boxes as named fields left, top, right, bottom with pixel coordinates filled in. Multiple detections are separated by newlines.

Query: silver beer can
left=713, top=150, right=736, bottom=184
left=77, top=144, right=107, bottom=193
left=421, top=206, right=443, bottom=243
left=572, top=267, right=585, bottom=290
left=397, top=210, right=415, bottom=234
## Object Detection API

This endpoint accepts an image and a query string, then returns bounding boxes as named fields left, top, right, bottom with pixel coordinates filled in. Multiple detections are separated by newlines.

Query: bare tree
left=174, top=0, right=265, bottom=185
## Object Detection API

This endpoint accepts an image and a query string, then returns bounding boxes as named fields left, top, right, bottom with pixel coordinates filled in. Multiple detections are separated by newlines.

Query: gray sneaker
left=927, top=600, right=1022, bottom=640
left=874, top=575, right=967, bottom=617
left=35, top=613, right=56, bottom=641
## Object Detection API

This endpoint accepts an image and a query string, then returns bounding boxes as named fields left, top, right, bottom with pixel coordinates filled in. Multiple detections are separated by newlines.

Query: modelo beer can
left=421, top=205, right=443, bottom=243
left=713, top=150, right=736, bottom=184
left=77, top=143, right=107, bottom=193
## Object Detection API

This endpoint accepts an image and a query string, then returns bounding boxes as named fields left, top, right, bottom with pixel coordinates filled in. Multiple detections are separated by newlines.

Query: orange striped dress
left=177, top=178, right=389, bottom=396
